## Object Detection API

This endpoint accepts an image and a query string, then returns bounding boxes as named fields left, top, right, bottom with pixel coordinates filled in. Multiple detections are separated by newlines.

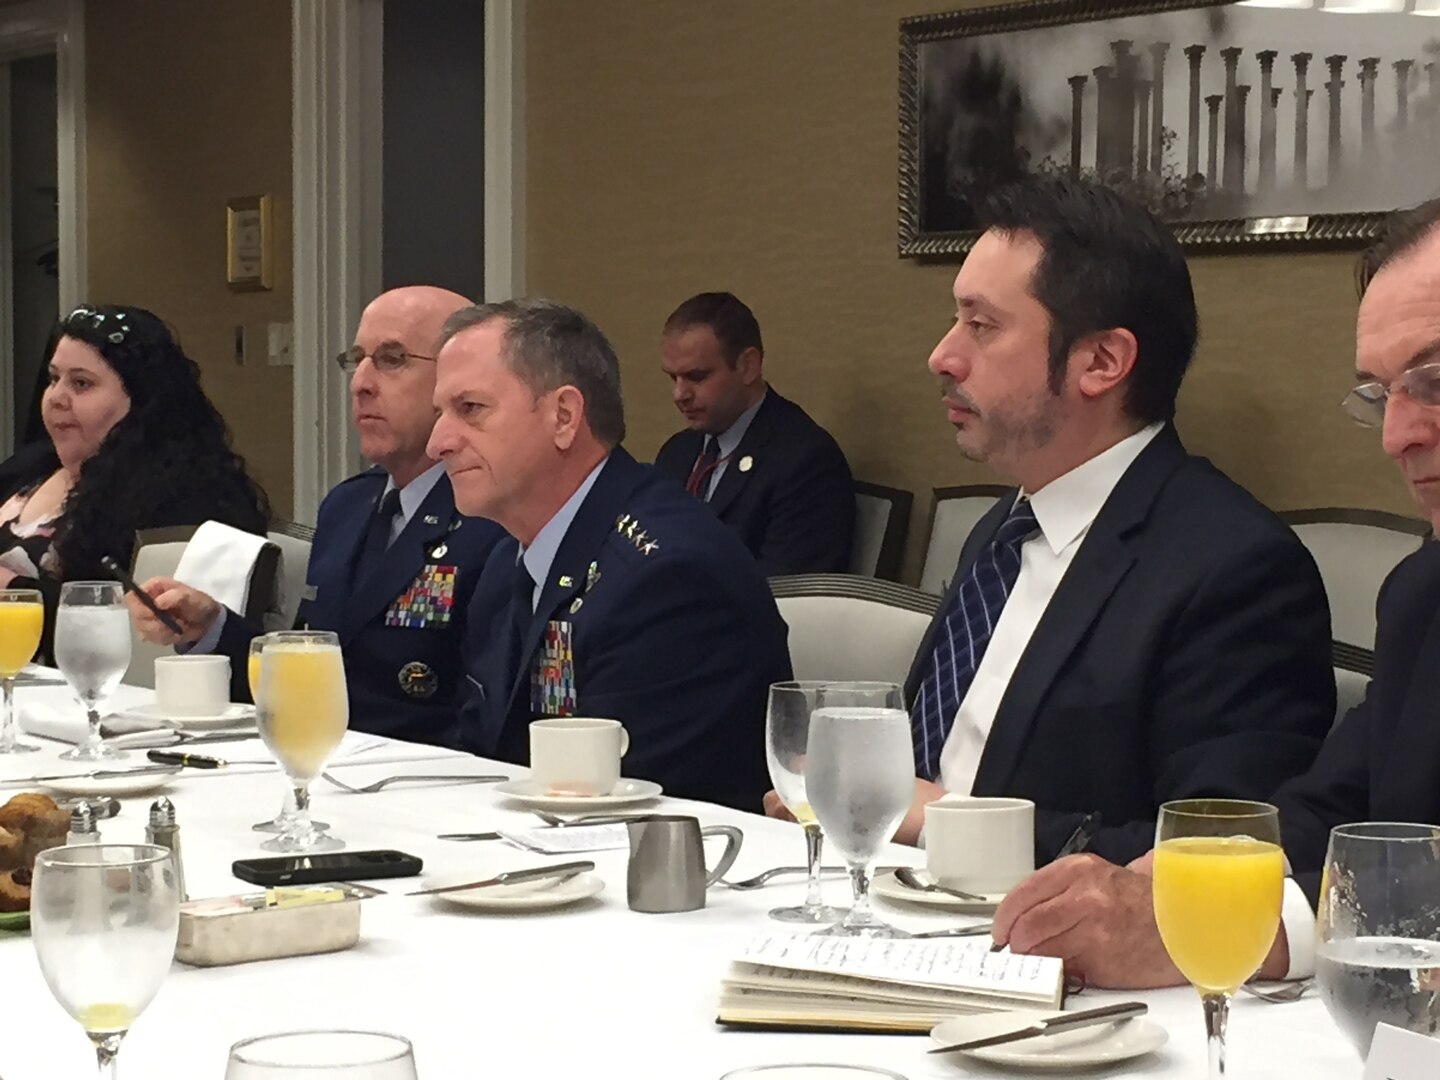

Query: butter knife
left=929, top=1001, right=1148, bottom=1054
left=0, top=763, right=183, bottom=787
left=405, top=860, right=595, bottom=897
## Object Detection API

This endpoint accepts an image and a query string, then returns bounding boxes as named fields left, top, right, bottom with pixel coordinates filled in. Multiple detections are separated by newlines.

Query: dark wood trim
left=1332, top=640, right=1374, bottom=677
left=853, top=480, right=914, bottom=582
left=769, top=573, right=941, bottom=618
left=269, top=518, right=317, bottom=543
left=1280, top=508, right=1432, bottom=538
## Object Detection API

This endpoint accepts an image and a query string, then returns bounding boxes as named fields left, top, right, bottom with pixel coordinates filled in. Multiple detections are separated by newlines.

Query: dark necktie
left=909, top=498, right=1040, bottom=781
left=686, top=437, right=721, bottom=501
left=352, top=488, right=402, bottom=584
left=504, top=557, right=536, bottom=704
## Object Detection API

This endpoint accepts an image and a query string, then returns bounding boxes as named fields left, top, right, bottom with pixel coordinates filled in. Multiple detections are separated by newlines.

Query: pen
left=1055, top=811, right=1102, bottom=859
left=146, top=749, right=227, bottom=769
left=992, top=812, right=1103, bottom=952
left=100, top=554, right=186, bottom=637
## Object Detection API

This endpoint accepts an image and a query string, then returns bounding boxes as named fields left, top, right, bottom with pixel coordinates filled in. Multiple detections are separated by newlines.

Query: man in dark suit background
left=765, top=176, right=1334, bottom=866
left=431, top=298, right=791, bottom=810
left=130, top=286, right=505, bottom=747
left=654, top=292, right=855, bottom=576
left=986, top=197, right=1440, bottom=990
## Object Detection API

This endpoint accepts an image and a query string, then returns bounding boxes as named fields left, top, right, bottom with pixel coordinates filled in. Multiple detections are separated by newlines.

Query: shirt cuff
left=1280, top=876, right=1316, bottom=979
left=179, top=606, right=229, bottom=655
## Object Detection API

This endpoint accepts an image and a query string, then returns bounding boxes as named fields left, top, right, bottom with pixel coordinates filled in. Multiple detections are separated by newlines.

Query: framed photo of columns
left=898, top=0, right=1440, bottom=256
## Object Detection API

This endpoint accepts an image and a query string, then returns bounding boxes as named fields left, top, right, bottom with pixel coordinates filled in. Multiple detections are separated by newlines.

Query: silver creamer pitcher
left=625, top=815, right=743, bottom=913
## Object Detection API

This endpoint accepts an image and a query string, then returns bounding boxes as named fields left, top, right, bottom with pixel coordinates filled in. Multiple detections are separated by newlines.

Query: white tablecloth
left=0, top=680, right=1360, bottom=1079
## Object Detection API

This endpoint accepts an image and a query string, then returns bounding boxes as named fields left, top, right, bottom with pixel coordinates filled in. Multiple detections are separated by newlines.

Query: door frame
left=0, top=0, right=85, bottom=456
left=290, top=0, right=525, bottom=521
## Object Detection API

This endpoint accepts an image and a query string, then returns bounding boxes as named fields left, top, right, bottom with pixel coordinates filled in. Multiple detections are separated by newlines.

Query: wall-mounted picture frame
left=898, top=0, right=1440, bottom=257
left=226, top=195, right=273, bottom=291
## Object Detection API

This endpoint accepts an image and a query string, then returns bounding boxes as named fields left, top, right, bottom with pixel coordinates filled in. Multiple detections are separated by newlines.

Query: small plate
left=0, top=910, right=29, bottom=933
left=117, top=702, right=256, bottom=732
left=871, top=868, right=1005, bottom=913
left=930, top=1012, right=1168, bottom=1070
left=429, top=872, right=604, bottom=912
left=493, top=778, right=663, bottom=810
left=40, top=770, right=178, bottom=798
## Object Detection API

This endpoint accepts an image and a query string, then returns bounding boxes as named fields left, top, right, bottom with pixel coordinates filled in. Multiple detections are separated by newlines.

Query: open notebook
left=717, top=931, right=1066, bottom=1034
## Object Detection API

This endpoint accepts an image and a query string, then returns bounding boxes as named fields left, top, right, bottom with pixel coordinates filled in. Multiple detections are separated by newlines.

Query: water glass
left=0, top=587, right=43, bottom=753
left=1316, top=822, right=1440, bottom=1058
left=256, top=630, right=348, bottom=852
left=804, top=705, right=914, bottom=937
left=54, top=581, right=132, bottom=761
left=226, top=1031, right=418, bottom=1079
left=31, top=844, right=181, bottom=1080
left=766, top=682, right=844, bottom=924
left=1152, top=799, right=1284, bottom=1080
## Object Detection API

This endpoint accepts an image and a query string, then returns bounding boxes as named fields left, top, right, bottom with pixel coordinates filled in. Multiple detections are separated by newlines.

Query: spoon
left=894, top=866, right=987, bottom=902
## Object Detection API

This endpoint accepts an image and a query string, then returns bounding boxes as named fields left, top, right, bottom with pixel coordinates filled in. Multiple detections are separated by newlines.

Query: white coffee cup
left=153, top=654, right=232, bottom=717
left=924, top=795, right=1035, bottom=895
left=529, top=717, right=630, bottom=797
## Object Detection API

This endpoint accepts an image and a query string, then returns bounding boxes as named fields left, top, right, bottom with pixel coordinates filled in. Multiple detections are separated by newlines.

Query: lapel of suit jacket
left=1373, top=588, right=1440, bottom=822
left=970, top=426, right=1188, bottom=794
left=706, top=391, right=782, bottom=518
left=339, top=476, right=456, bottom=642
left=503, top=449, right=647, bottom=717
left=903, top=494, right=1016, bottom=704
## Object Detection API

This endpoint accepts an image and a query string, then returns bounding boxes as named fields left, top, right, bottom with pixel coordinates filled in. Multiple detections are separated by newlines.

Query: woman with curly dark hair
left=0, top=304, right=270, bottom=658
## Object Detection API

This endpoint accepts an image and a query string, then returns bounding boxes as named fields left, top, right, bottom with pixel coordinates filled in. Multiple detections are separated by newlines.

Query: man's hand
left=892, top=778, right=949, bottom=846
left=992, top=854, right=1187, bottom=989
left=762, top=790, right=796, bottom=822
left=993, top=852, right=1292, bottom=987
left=126, top=577, right=221, bottom=646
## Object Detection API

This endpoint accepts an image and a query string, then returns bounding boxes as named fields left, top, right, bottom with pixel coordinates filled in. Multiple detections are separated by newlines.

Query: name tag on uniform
left=531, top=620, right=577, bottom=716
left=385, top=564, right=458, bottom=629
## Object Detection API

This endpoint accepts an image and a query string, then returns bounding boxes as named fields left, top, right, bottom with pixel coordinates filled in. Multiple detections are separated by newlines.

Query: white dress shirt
left=936, top=423, right=1163, bottom=795
left=698, top=390, right=767, bottom=500
left=519, top=457, right=608, bottom=612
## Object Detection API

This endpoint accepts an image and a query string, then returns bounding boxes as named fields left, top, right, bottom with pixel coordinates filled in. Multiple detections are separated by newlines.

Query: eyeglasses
left=1342, top=361, right=1440, bottom=427
left=335, top=344, right=436, bottom=375
left=65, top=305, right=131, bottom=345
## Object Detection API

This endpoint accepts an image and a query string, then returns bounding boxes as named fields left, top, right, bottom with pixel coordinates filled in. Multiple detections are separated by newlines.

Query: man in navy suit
left=765, top=177, right=1334, bottom=865
left=986, top=198, right=1440, bottom=989
left=429, top=298, right=791, bottom=810
left=130, top=286, right=505, bottom=746
left=653, top=292, right=854, bottom=575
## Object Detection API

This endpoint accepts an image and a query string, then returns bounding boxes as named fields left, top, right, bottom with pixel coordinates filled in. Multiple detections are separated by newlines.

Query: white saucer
left=930, top=1011, right=1168, bottom=1070
left=871, top=868, right=1006, bottom=913
left=494, top=778, right=663, bottom=810
left=118, top=702, right=256, bottom=731
left=429, top=872, right=604, bottom=912
left=40, top=769, right=178, bottom=798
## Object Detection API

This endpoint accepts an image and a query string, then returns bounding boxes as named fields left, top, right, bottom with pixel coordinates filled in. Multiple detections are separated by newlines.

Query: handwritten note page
left=737, top=931, right=1059, bottom=996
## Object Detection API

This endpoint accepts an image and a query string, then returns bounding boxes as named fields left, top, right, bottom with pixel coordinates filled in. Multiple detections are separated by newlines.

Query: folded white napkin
left=17, top=702, right=163, bottom=744
left=223, top=732, right=387, bottom=766
left=173, top=521, right=272, bottom=614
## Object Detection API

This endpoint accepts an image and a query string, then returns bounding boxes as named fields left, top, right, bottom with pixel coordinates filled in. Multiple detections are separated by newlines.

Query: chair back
left=1281, top=509, right=1430, bottom=651
left=769, top=574, right=938, bottom=687
left=266, top=520, right=317, bottom=631
left=918, top=484, right=1009, bottom=595
left=850, top=481, right=912, bottom=581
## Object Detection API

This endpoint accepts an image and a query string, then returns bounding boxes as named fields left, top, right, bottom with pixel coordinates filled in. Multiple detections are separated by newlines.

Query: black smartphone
left=231, top=849, right=424, bottom=886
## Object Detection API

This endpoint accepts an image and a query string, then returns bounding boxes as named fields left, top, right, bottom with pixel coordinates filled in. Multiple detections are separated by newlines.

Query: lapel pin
left=430, top=544, right=448, bottom=560
left=585, top=561, right=601, bottom=591
left=569, top=597, right=584, bottom=614
left=558, top=575, right=574, bottom=588
left=423, top=514, right=440, bottom=525
left=739, top=455, right=754, bottom=473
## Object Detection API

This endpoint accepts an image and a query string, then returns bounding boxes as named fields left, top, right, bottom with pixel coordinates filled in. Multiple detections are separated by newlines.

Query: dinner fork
left=321, top=772, right=508, bottom=794
left=532, top=810, right=652, bottom=828
left=1239, top=977, right=1314, bottom=1004
left=721, top=864, right=905, bottom=890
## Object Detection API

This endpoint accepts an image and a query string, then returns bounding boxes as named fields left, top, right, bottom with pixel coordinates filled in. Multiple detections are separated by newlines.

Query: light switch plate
left=267, top=322, right=293, bottom=367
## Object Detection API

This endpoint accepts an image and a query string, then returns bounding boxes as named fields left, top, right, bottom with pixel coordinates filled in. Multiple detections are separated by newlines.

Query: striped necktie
left=909, top=498, right=1040, bottom=782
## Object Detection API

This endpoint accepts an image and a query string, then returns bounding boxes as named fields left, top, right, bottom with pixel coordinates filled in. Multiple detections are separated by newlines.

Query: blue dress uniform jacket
left=457, top=447, right=792, bottom=811
left=216, top=467, right=505, bottom=746
left=654, top=390, right=855, bottom=576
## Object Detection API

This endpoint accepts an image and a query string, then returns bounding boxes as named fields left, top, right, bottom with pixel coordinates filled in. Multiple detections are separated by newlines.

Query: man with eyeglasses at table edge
left=127, top=286, right=506, bottom=748
left=985, top=197, right=1440, bottom=991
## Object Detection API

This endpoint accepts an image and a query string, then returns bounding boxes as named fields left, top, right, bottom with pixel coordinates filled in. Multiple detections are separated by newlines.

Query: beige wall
left=526, top=0, right=1416, bottom=583
left=84, top=0, right=294, bottom=516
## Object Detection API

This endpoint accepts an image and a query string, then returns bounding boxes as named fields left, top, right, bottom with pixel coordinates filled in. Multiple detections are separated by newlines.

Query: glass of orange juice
left=255, top=630, right=348, bottom=853
left=1153, top=799, right=1284, bottom=1080
left=0, top=588, right=44, bottom=754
